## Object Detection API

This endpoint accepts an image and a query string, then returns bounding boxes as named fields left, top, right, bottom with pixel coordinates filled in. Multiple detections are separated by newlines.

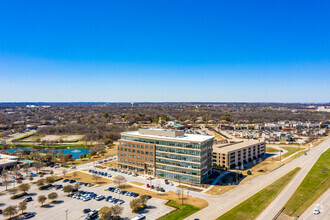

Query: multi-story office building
left=117, top=128, right=214, bottom=184
left=213, top=140, right=265, bottom=169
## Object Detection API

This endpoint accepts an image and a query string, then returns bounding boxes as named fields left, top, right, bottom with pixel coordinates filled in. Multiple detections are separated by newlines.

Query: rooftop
left=122, top=128, right=214, bottom=143
left=213, top=140, right=265, bottom=153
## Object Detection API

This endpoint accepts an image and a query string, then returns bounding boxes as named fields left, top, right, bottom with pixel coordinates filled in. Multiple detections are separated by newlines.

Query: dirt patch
left=116, top=184, right=208, bottom=209
left=130, top=181, right=145, bottom=186
left=103, top=160, right=118, bottom=168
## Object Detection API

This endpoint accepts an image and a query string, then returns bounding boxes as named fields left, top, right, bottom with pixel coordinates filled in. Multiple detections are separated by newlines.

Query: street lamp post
left=65, top=210, right=69, bottom=220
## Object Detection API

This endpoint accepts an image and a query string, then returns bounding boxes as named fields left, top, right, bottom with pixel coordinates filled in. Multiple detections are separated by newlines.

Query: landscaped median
left=283, top=149, right=330, bottom=217
left=216, top=167, right=301, bottom=220
left=159, top=200, right=200, bottom=220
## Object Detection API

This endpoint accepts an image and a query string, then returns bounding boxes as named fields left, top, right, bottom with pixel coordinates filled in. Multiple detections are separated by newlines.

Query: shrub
left=10, top=192, right=28, bottom=200
left=247, top=170, right=252, bottom=175
left=39, top=184, right=52, bottom=190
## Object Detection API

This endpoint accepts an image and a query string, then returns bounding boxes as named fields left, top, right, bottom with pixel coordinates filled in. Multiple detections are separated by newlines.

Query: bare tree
left=113, top=175, right=126, bottom=188
left=92, top=173, right=101, bottom=184
left=1, top=170, right=10, bottom=190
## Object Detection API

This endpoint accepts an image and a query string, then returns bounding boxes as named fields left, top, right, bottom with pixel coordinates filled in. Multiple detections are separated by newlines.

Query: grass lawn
left=160, top=200, right=200, bottom=220
left=292, top=149, right=310, bottom=159
left=177, top=184, right=203, bottom=192
left=114, top=184, right=208, bottom=209
left=284, top=149, right=330, bottom=217
left=217, top=167, right=301, bottom=220
left=266, top=147, right=280, bottom=153
left=281, top=147, right=301, bottom=158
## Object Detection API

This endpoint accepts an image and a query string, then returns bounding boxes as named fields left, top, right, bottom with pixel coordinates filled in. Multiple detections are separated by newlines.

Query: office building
left=118, top=128, right=214, bottom=184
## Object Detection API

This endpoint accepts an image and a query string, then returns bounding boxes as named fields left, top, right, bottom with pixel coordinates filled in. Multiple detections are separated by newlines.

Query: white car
left=313, top=208, right=320, bottom=215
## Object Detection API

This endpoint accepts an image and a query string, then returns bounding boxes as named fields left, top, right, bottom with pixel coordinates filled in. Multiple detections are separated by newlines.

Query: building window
left=150, top=152, right=153, bottom=156
left=129, top=143, right=131, bottom=147
left=150, top=158, right=153, bottom=162
left=150, top=146, right=153, bottom=150
left=141, top=151, right=144, bottom=154
left=141, top=145, right=144, bottom=149
left=141, top=156, right=144, bottom=160
left=137, top=162, right=140, bottom=165
left=137, top=145, right=140, bottom=148
left=146, top=151, right=149, bottom=155
left=124, top=154, right=127, bottom=157
left=137, top=156, right=140, bottom=159
left=137, top=150, right=140, bottom=154
left=133, top=150, right=136, bottom=153
left=145, top=146, right=149, bottom=149
left=133, top=144, right=135, bottom=147
left=128, top=155, right=131, bottom=158
left=145, top=158, right=148, bottom=161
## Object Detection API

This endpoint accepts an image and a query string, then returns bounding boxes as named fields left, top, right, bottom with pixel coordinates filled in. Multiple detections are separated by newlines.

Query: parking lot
left=0, top=163, right=175, bottom=220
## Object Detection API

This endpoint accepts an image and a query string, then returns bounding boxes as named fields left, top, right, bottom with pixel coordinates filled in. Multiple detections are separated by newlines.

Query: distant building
left=0, top=154, right=19, bottom=169
left=118, top=128, right=214, bottom=184
left=212, top=140, right=266, bottom=169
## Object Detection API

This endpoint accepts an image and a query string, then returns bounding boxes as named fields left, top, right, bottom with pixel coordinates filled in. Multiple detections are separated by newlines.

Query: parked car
left=23, top=212, right=36, bottom=219
left=24, top=197, right=33, bottom=202
left=83, top=208, right=91, bottom=214
left=63, top=179, right=69, bottom=182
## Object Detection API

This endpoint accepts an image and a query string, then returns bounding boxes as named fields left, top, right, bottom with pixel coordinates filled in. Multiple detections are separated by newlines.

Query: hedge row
left=10, top=192, right=28, bottom=200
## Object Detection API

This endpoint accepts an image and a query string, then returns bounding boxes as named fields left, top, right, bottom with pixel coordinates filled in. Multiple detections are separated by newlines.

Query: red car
left=151, top=185, right=155, bottom=189
left=146, top=184, right=150, bottom=188
left=0, top=209, right=2, bottom=214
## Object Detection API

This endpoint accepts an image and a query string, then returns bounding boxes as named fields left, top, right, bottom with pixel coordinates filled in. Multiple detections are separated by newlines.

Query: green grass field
left=217, top=167, right=301, bottom=220
left=160, top=200, right=200, bottom=220
left=284, top=149, right=330, bottom=217
left=266, top=147, right=280, bottom=153
left=281, top=147, right=301, bottom=158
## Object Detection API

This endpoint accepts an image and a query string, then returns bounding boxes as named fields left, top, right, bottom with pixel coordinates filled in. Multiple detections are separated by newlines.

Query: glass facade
left=120, top=133, right=213, bottom=184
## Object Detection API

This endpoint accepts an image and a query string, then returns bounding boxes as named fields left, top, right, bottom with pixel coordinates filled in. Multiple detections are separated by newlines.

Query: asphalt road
left=185, top=137, right=330, bottom=220
left=298, top=189, right=329, bottom=220
left=257, top=139, right=329, bottom=219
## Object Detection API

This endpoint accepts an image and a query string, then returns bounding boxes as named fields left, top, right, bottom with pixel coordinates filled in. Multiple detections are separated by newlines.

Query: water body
left=3, top=148, right=91, bottom=159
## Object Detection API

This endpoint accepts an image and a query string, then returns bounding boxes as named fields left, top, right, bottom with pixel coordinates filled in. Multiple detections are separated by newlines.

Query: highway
left=185, top=137, right=330, bottom=220
left=298, top=189, right=329, bottom=220
left=257, top=139, right=329, bottom=219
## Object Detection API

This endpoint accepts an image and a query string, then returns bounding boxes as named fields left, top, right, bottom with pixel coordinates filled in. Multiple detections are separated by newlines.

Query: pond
left=3, top=148, right=91, bottom=159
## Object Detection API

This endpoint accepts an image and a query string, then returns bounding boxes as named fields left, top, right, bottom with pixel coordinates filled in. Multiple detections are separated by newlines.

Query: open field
left=217, top=167, right=301, bottom=220
left=266, top=147, right=280, bottom=153
left=59, top=171, right=113, bottom=186
left=160, top=200, right=200, bottom=220
left=116, top=184, right=208, bottom=209
left=23, top=134, right=85, bottom=142
left=284, top=149, right=330, bottom=217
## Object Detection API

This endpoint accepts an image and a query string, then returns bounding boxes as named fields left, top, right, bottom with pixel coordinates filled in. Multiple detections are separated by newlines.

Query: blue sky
left=0, top=0, right=329, bottom=102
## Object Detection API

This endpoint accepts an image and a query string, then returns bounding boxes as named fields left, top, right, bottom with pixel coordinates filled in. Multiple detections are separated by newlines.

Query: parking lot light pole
left=65, top=210, right=69, bottom=220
